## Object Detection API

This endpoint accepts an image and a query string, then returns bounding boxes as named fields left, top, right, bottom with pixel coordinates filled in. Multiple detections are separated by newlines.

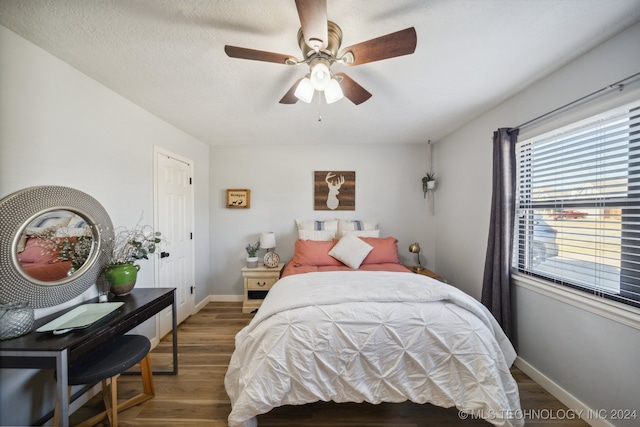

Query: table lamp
left=409, top=242, right=423, bottom=271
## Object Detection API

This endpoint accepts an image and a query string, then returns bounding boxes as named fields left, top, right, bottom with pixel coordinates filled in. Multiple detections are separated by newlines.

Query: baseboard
left=208, top=294, right=244, bottom=302
left=194, top=295, right=243, bottom=313
left=515, top=357, right=614, bottom=427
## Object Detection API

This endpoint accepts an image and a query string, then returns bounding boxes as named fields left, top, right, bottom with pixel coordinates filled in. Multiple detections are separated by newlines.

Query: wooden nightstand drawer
left=241, top=263, right=285, bottom=313
left=246, top=277, right=277, bottom=290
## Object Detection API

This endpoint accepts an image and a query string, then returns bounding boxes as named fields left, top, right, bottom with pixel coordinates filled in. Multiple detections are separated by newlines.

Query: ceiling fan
left=224, top=0, right=417, bottom=105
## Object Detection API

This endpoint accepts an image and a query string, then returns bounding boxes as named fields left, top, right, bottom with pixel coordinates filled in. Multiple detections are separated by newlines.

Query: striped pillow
left=295, top=219, right=338, bottom=241
left=337, top=219, right=379, bottom=237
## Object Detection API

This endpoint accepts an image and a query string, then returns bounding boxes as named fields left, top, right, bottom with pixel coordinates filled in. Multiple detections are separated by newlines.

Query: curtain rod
left=513, top=71, right=640, bottom=131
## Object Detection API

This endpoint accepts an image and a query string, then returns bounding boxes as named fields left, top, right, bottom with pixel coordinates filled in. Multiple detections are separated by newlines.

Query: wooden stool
left=54, top=334, right=155, bottom=427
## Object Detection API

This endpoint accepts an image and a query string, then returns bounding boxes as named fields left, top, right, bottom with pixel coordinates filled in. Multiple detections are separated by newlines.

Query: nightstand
left=241, top=263, right=285, bottom=313
left=406, top=266, right=447, bottom=283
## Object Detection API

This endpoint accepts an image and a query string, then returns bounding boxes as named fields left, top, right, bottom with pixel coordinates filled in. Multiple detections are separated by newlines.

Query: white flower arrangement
left=107, top=223, right=164, bottom=266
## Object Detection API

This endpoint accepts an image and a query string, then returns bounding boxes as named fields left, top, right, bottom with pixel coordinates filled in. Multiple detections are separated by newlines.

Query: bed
left=17, top=212, right=92, bottom=281
left=18, top=236, right=74, bottom=281
left=225, top=229, right=523, bottom=427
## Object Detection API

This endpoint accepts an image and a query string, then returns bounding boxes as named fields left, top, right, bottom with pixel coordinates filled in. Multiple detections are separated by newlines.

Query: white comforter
left=225, top=271, right=523, bottom=427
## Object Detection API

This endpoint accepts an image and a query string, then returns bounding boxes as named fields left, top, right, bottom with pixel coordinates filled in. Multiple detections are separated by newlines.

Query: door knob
left=160, top=252, right=170, bottom=258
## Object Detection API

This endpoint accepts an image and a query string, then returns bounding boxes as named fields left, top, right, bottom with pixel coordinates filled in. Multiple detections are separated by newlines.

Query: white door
left=155, top=148, right=194, bottom=337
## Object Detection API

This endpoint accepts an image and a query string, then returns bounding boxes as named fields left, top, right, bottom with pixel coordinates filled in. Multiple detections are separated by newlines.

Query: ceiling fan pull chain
left=317, top=91, right=322, bottom=122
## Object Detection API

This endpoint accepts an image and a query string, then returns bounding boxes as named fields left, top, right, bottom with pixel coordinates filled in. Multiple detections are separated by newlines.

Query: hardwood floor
left=71, top=301, right=589, bottom=426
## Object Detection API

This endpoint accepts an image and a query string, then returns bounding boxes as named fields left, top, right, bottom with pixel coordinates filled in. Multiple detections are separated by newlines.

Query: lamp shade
left=310, top=62, right=331, bottom=91
left=294, top=77, right=314, bottom=103
left=259, top=232, right=276, bottom=249
left=324, top=78, right=344, bottom=104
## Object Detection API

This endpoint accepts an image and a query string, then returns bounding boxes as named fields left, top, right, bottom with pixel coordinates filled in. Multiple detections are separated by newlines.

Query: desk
left=0, top=287, right=177, bottom=426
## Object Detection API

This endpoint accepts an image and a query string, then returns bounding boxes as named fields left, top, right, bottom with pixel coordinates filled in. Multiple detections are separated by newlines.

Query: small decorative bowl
left=0, top=302, right=35, bottom=340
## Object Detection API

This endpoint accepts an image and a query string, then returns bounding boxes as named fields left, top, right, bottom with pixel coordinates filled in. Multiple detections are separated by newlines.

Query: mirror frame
left=0, top=186, right=113, bottom=308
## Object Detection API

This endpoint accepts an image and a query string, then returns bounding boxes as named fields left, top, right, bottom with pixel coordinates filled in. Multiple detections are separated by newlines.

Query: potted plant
left=422, top=172, right=436, bottom=197
left=245, top=241, right=260, bottom=268
left=104, top=223, right=164, bottom=296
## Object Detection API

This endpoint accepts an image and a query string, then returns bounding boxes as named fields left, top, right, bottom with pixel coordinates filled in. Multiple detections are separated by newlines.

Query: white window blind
left=514, top=99, right=640, bottom=308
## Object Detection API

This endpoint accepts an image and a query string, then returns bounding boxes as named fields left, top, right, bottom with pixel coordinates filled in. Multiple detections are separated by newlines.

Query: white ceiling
left=1, top=0, right=640, bottom=147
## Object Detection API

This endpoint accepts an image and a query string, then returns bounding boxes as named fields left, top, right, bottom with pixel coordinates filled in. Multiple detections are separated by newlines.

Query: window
left=513, top=99, right=640, bottom=308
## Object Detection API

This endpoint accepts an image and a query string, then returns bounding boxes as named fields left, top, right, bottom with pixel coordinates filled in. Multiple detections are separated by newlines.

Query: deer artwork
left=325, top=172, right=345, bottom=210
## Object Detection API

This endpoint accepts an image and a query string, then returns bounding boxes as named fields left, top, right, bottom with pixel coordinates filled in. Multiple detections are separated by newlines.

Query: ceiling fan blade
left=224, top=45, right=295, bottom=64
left=295, top=0, right=328, bottom=51
left=335, top=73, right=372, bottom=105
left=339, top=27, right=417, bottom=66
left=279, top=78, right=303, bottom=104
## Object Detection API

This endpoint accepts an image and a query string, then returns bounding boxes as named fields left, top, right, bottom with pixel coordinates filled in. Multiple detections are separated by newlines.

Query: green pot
left=105, top=264, right=140, bottom=296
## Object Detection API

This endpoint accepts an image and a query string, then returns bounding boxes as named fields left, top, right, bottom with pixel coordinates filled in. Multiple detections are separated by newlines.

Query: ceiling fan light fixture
left=324, top=78, right=343, bottom=104
left=310, top=61, right=331, bottom=91
left=294, top=77, right=315, bottom=103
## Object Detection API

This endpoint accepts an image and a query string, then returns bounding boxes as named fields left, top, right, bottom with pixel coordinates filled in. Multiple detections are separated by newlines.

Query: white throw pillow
left=328, top=234, right=373, bottom=269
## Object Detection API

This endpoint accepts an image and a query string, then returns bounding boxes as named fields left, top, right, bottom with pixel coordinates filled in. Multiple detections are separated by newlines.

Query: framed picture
left=226, top=189, right=250, bottom=208
left=314, top=171, right=355, bottom=211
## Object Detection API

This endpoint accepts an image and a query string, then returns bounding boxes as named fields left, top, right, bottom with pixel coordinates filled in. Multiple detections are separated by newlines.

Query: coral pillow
left=18, top=238, right=59, bottom=264
left=289, top=239, right=343, bottom=267
left=360, top=237, right=402, bottom=265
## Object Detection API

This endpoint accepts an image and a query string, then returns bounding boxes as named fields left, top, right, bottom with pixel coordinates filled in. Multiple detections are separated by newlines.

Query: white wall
left=435, top=22, right=640, bottom=426
left=209, top=143, right=436, bottom=297
left=0, top=25, right=210, bottom=425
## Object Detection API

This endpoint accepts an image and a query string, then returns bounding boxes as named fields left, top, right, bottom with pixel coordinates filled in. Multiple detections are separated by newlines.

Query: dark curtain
left=481, top=128, right=519, bottom=340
